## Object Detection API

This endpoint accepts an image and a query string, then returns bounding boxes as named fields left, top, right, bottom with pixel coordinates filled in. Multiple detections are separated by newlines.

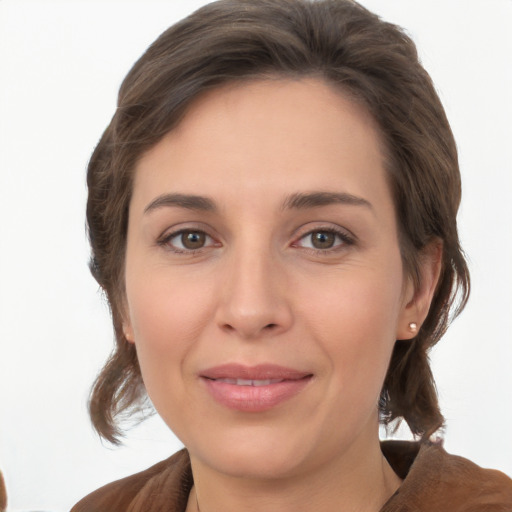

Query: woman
left=72, top=0, right=512, bottom=510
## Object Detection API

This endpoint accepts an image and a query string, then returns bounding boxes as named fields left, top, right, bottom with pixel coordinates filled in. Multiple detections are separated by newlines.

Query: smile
left=212, top=378, right=285, bottom=386
left=200, top=364, right=313, bottom=412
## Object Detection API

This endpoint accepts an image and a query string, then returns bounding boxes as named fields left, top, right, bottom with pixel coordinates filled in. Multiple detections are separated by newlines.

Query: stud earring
left=408, top=322, right=418, bottom=333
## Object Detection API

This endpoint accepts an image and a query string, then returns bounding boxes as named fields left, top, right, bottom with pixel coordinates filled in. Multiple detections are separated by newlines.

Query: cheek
left=299, top=265, right=403, bottom=402
left=124, top=269, right=215, bottom=402
left=127, top=253, right=222, bottom=333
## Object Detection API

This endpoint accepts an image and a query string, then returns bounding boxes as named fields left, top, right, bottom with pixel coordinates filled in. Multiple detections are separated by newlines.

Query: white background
left=0, top=1, right=511, bottom=510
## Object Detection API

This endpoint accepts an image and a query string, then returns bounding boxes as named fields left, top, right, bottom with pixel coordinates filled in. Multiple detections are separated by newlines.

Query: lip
left=200, top=364, right=313, bottom=412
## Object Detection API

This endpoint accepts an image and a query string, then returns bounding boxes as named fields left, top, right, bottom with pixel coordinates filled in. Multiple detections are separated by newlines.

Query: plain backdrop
left=0, top=1, right=511, bottom=510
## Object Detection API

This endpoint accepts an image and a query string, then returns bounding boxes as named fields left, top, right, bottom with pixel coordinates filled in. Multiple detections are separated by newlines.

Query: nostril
left=220, top=321, right=281, bottom=337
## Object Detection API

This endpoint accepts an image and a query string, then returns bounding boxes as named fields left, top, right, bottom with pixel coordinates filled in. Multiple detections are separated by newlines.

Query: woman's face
left=124, top=78, right=417, bottom=479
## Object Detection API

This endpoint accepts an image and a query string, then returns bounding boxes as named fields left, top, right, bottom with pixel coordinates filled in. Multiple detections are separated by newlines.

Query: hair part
left=86, top=0, right=470, bottom=444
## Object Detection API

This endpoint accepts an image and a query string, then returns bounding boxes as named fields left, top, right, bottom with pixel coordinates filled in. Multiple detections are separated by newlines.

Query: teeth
left=215, top=378, right=283, bottom=386
left=216, top=378, right=237, bottom=384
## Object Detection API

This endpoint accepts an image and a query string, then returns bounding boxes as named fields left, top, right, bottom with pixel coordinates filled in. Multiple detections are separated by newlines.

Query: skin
left=123, top=78, right=441, bottom=512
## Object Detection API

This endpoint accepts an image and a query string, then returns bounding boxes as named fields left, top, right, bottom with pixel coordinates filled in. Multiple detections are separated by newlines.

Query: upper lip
left=200, top=364, right=312, bottom=381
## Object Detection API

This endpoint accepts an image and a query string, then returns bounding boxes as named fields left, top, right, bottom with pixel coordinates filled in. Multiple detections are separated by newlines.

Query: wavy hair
left=86, top=0, right=470, bottom=444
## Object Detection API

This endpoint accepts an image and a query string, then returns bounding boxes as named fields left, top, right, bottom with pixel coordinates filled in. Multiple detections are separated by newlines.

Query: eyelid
left=155, top=222, right=355, bottom=255
left=291, top=224, right=356, bottom=252
left=157, top=223, right=220, bottom=253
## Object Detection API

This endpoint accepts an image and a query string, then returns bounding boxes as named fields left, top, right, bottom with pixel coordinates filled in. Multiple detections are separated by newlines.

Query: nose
left=215, top=246, right=293, bottom=340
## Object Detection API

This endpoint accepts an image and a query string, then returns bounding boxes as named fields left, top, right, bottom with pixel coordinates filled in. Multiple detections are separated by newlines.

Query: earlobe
left=408, top=322, right=418, bottom=334
left=397, top=240, right=443, bottom=340
left=122, top=321, right=135, bottom=343
left=121, top=296, right=135, bottom=343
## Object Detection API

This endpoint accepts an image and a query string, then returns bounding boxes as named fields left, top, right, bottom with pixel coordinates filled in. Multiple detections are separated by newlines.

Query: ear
left=122, top=320, right=135, bottom=344
left=397, top=239, right=443, bottom=340
left=120, top=299, right=135, bottom=344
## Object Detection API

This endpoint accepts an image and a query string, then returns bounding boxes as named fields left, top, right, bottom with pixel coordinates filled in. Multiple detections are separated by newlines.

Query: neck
left=186, top=431, right=402, bottom=512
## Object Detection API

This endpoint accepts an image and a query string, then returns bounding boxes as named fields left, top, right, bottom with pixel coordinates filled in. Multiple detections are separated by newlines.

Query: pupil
left=182, top=231, right=205, bottom=249
left=312, top=231, right=334, bottom=249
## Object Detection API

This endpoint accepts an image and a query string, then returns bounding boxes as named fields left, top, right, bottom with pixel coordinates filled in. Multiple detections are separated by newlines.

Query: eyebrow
left=144, top=191, right=373, bottom=214
left=144, top=193, right=217, bottom=214
left=281, top=191, right=373, bottom=211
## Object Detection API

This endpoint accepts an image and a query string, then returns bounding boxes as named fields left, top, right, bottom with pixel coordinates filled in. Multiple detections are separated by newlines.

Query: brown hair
left=87, top=0, right=470, bottom=444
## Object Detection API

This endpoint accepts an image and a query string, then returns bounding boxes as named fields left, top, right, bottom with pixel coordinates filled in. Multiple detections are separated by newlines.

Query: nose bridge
left=216, top=236, right=292, bottom=339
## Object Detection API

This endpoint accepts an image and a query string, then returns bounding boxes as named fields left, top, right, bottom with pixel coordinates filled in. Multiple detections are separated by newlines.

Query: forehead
left=133, top=77, right=390, bottom=212
left=169, top=77, right=383, bottom=159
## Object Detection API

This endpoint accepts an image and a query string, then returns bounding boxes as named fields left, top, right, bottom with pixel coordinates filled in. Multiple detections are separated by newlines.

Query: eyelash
left=157, top=228, right=218, bottom=255
left=157, top=226, right=355, bottom=256
left=292, top=227, right=355, bottom=255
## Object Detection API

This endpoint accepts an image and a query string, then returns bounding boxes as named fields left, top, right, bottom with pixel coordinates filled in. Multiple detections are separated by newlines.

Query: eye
left=294, top=228, right=354, bottom=252
left=305, top=231, right=337, bottom=250
left=159, top=229, right=216, bottom=253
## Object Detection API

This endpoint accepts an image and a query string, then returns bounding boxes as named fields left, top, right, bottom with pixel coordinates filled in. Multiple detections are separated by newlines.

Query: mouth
left=209, top=378, right=288, bottom=386
left=200, top=364, right=313, bottom=412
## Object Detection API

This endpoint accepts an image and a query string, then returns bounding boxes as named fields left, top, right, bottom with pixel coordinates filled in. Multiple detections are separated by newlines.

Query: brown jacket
left=0, top=471, right=6, bottom=512
left=72, top=441, right=512, bottom=512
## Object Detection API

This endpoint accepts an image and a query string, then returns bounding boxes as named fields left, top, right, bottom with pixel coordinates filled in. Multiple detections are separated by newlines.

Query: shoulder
left=71, top=449, right=192, bottom=512
left=382, top=441, right=512, bottom=512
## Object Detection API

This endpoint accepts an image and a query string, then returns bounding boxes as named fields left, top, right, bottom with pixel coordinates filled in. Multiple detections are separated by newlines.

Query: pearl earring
left=408, top=322, right=418, bottom=333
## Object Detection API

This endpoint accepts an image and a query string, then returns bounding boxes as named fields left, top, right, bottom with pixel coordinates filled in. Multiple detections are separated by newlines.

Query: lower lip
left=202, top=377, right=312, bottom=412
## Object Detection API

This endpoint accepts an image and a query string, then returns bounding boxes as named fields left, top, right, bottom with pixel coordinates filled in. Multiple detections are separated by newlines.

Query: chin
left=190, top=425, right=317, bottom=480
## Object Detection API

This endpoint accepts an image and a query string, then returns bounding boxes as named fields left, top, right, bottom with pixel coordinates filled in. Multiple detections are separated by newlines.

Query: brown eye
left=310, top=231, right=336, bottom=249
left=161, top=229, right=215, bottom=253
left=294, top=227, right=354, bottom=253
left=181, top=230, right=206, bottom=249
